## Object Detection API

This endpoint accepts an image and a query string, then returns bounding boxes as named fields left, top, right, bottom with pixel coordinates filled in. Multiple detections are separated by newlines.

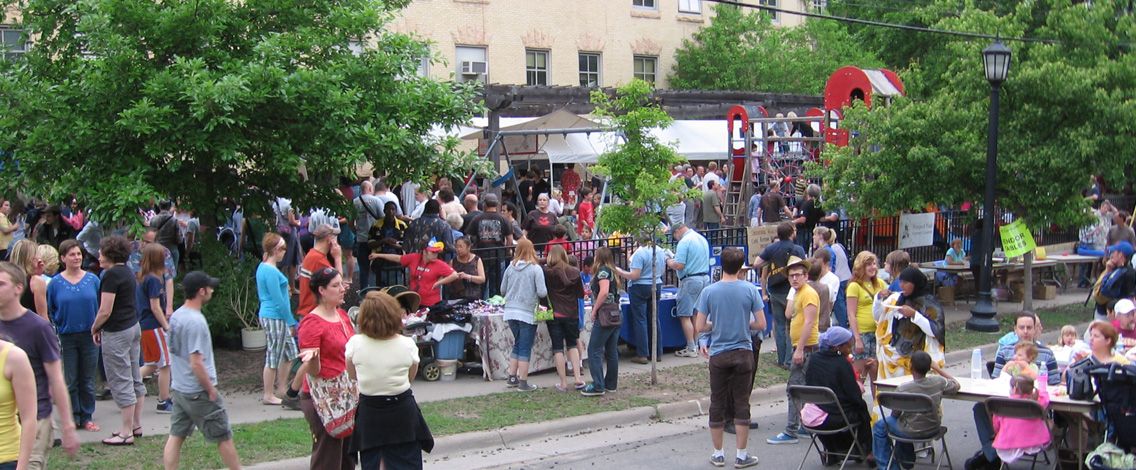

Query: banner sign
left=999, top=219, right=1037, bottom=259
left=746, top=225, right=779, bottom=264
left=898, top=213, right=935, bottom=249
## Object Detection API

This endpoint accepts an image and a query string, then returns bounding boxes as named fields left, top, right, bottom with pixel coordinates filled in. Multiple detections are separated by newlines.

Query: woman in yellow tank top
left=0, top=340, right=37, bottom=470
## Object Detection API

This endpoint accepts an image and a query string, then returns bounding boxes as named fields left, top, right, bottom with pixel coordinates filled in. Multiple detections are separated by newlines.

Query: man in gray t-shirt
left=165, top=271, right=241, bottom=469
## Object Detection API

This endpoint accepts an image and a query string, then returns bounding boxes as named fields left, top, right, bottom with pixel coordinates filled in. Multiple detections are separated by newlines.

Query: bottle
left=971, top=349, right=983, bottom=379
left=1038, top=364, right=1049, bottom=389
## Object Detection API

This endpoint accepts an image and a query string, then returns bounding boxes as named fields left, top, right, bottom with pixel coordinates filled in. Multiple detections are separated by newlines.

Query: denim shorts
left=508, top=320, right=537, bottom=362
left=677, top=275, right=710, bottom=317
left=547, top=316, right=580, bottom=353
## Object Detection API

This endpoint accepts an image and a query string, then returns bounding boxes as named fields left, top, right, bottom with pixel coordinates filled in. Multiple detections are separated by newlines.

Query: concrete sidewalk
left=77, top=287, right=1094, bottom=465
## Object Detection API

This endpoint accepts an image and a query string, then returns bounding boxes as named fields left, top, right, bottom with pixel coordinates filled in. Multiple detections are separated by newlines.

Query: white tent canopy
left=447, top=110, right=730, bottom=164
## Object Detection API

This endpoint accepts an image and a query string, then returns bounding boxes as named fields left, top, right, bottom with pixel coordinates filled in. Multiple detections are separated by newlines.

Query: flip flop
left=102, top=433, right=134, bottom=446
left=574, top=382, right=587, bottom=390
left=133, top=427, right=143, bottom=438
left=554, top=384, right=568, bottom=392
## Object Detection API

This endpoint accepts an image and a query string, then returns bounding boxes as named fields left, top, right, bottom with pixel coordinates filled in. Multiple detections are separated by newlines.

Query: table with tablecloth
left=469, top=307, right=593, bottom=381
left=617, top=284, right=770, bottom=349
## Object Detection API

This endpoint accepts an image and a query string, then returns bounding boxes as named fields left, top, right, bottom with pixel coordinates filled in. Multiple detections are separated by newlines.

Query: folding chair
left=983, top=397, right=1055, bottom=470
left=876, top=391, right=954, bottom=470
left=787, top=385, right=868, bottom=470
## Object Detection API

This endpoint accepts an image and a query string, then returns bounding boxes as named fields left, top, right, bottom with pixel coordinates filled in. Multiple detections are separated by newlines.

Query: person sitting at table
left=873, top=267, right=946, bottom=381
left=872, top=350, right=959, bottom=470
left=1001, top=342, right=1039, bottom=379
left=1051, top=324, right=1089, bottom=374
left=945, top=238, right=968, bottom=266
left=992, top=374, right=1051, bottom=466
left=1110, top=298, right=1136, bottom=349
left=803, top=326, right=873, bottom=466
left=966, top=312, right=1060, bottom=470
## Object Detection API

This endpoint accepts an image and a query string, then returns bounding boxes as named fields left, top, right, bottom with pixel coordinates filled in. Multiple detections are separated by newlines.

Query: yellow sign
left=999, top=219, right=1036, bottom=259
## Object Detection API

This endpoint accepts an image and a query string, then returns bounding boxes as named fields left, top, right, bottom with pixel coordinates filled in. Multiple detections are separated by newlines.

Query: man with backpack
left=353, top=181, right=384, bottom=288
left=1094, top=241, right=1136, bottom=321
left=751, top=222, right=806, bottom=369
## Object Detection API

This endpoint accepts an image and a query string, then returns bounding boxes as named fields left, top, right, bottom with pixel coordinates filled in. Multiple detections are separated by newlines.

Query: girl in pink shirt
left=992, top=374, right=1051, bottom=464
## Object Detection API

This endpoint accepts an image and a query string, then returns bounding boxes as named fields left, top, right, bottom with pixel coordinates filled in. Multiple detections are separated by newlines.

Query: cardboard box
left=1033, top=284, right=1057, bottom=300
left=938, top=286, right=956, bottom=306
left=1009, top=281, right=1026, bottom=303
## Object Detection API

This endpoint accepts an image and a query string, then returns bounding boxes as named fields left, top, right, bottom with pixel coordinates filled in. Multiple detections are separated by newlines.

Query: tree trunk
left=650, top=244, right=658, bottom=385
left=1022, top=250, right=1034, bottom=312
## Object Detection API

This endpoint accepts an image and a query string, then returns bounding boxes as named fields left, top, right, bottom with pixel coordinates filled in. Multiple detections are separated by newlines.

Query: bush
left=197, top=237, right=261, bottom=340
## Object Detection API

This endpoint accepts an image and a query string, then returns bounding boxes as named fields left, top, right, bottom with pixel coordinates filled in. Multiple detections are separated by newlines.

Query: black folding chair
left=984, top=397, right=1055, bottom=470
left=787, top=385, right=868, bottom=470
left=876, top=391, right=954, bottom=470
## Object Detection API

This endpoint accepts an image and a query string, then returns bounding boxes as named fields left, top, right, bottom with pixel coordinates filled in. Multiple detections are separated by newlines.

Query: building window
left=633, top=0, right=657, bottom=10
left=525, top=49, right=549, bottom=86
left=1, top=29, right=27, bottom=60
left=633, top=55, right=657, bottom=84
left=455, top=46, right=488, bottom=83
left=810, top=0, right=827, bottom=10
left=417, top=55, right=430, bottom=78
left=759, top=0, right=780, bottom=23
left=578, top=53, right=601, bottom=87
left=679, top=0, right=702, bottom=13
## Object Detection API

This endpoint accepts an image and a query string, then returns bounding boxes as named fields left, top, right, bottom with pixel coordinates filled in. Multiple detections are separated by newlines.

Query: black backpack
left=1067, top=357, right=1098, bottom=401
left=1090, top=362, right=1136, bottom=452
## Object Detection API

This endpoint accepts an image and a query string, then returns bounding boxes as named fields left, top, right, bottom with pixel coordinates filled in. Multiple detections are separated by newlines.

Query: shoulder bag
left=307, top=316, right=358, bottom=439
left=596, top=301, right=622, bottom=328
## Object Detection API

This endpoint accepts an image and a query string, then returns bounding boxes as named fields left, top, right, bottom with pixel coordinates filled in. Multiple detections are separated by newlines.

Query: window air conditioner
left=460, top=60, right=487, bottom=75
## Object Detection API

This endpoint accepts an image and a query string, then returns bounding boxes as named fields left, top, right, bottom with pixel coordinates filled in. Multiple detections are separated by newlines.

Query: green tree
left=590, top=80, right=685, bottom=382
left=0, top=0, right=485, bottom=227
left=669, top=3, right=883, bottom=94
left=813, top=0, right=1136, bottom=310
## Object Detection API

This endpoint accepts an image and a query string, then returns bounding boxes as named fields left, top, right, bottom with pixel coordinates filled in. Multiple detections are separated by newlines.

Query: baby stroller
left=1086, top=362, right=1136, bottom=470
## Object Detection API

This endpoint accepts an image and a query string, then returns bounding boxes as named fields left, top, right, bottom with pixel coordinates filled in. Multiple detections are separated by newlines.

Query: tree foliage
left=0, top=0, right=486, bottom=226
left=590, top=80, right=685, bottom=238
left=669, top=3, right=883, bottom=94
left=813, top=0, right=1136, bottom=232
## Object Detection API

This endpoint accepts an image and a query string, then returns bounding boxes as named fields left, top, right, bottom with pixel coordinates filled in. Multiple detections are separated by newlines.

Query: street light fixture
left=967, top=40, right=1011, bottom=332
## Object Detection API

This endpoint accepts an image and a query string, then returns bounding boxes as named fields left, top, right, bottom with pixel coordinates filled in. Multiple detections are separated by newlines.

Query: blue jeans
left=355, top=241, right=371, bottom=288
left=484, top=259, right=506, bottom=298
left=507, top=320, right=537, bottom=362
left=873, top=416, right=917, bottom=470
left=832, top=280, right=849, bottom=328
left=973, top=402, right=997, bottom=461
left=769, top=290, right=791, bottom=367
left=628, top=284, right=662, bottom=358
left=588, top=325, right=620, bottom=391
left=60, top=332, right=99, bottom=426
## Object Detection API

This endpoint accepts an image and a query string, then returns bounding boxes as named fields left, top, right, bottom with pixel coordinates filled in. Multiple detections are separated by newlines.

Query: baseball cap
left=424, top=237, right=444, bottom=252
left=312, top=223, right=340, bottom=239
left=482, top=193, right=499, bottom=204
left=1116, top=298, right=1136, bottom=316
left=182, top=271, right=220, bottom=295
left=1109, top=241, right=1135, bottom=259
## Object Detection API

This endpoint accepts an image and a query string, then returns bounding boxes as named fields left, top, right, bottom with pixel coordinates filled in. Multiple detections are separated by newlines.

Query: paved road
left=425, top=361, right=1031, bottom=470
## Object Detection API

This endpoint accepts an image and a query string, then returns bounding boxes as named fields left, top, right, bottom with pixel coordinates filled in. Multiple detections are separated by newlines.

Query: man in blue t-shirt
left=164, top=271, right=241, bottom=470
left=667, top=223, right=711, bottom=358
left=695, top=248, right=766, bottom=469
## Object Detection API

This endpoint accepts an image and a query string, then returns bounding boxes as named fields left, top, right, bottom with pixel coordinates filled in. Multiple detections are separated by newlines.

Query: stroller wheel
left=421, top=362, right=442, bottom=381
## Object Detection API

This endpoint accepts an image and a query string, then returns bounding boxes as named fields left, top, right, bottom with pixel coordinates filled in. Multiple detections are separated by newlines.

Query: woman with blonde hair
left=346, top=291, right=433, bottom=469
left=136, top=243, right=172, bottom=414
left=257, top=233, right=297, bottom=406
left=35, top=245, right=59, bottom=279
left=543, top=245, right=585, bottom=392
left=844, top=251, right=886, bottom=393
left=9, top=240, right=47, bottom=321
left=500, top=239, right=547, bottom=391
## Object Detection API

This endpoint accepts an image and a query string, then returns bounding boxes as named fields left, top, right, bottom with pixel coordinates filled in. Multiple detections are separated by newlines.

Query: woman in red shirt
left=369, top=238, right=460, bottom=308
left=297, top=267, right=355, bottom=470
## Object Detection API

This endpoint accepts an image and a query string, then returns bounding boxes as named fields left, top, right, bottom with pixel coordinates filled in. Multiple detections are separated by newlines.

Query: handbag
left=534, top=302, right=553, bottom=322
left=596, top=301, right=622, bottom=328
left=307, top=316, right=358, bottom=439
left=1066, top=357, right=1097, bottom=401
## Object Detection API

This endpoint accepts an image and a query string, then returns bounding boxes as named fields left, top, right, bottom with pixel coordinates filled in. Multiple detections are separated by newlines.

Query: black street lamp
left=967, top=40, right=1012, bottom=332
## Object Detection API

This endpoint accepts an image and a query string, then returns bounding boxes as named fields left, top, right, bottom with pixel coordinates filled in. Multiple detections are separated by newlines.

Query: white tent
left=453, top=111, right=730, bottom=164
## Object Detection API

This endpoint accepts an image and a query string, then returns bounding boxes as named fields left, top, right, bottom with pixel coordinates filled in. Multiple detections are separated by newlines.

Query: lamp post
left=967, top=40, right=1012, bottom=332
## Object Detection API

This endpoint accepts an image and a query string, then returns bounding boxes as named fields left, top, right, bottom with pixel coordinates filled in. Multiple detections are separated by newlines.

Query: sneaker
left=605, top=388, right=617, bottom=394
left=516, top=382, right=538, bottom=392
left=709, top=455, right=726, bottom=467
left=281, top=395, right=301, bottom=411
left=580, top=384, right=605, bottom=397
left=505, top=376, right=519, bottom=388
left=155, top=399, right=172, bottom=414
left=675, top=348, right=700, bottom=358
left=735, top=455, right=759, bottom=468
left=766, top=432, right=798, bottom=445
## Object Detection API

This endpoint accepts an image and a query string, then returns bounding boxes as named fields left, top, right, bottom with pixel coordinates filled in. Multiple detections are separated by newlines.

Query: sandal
left=82, top=422, right=101, bottom=432
left=102, top=433, right=134, bottom=446
left=574, top=382, right=587, bottom=390
left=132, top=427, right=143, bottom=438
left=554, top=384, right=568, bottom=392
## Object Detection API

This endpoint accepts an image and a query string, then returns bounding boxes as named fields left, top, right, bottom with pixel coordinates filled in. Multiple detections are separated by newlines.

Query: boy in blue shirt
left=695, top=248, right=766, bottom=468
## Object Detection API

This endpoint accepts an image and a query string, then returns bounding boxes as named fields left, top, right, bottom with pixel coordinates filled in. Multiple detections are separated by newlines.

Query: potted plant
left=200, top=238, right=265, bottom=351
left=229, top=272, right=266, bottom=351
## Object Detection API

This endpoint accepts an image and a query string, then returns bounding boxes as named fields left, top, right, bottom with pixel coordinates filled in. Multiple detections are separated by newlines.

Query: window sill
left=677, top=14, right=705, bottom=23
left=630, top=9, right=662, bottom=19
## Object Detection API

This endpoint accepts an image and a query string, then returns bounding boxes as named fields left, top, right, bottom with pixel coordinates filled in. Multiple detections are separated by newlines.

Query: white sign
left=897, top=213, right=936, bottom=249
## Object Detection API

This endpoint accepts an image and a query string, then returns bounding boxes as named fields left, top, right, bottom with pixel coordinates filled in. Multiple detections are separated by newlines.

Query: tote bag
left=307, top=317, right=358, bottom=439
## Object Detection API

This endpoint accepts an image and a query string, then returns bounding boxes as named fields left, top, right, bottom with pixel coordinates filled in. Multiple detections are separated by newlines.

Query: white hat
left=1116, top=298, right=1136, bottom=316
